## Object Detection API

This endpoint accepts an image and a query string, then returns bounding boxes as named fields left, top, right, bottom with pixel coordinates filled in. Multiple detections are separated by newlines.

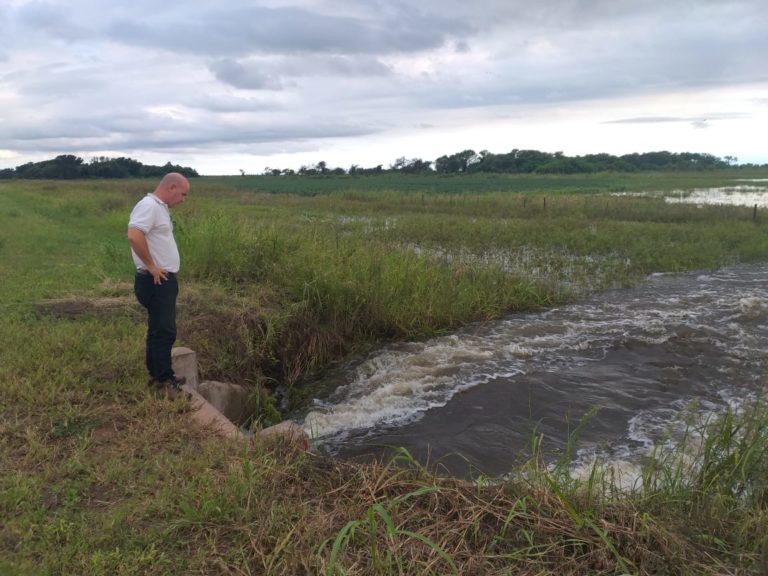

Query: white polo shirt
left=128, top=193, right=180, bottom=273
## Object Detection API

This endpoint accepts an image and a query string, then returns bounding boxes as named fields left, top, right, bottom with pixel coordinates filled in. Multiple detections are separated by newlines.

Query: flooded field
left=620, top=182, right=768, bottom=207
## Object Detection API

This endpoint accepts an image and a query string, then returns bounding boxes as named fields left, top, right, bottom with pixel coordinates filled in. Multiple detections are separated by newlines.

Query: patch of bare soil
left=35, top=296, right=138, bottom=319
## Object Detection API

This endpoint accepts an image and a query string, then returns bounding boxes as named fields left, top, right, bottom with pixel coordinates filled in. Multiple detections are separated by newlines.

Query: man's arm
left=128, top=227, right=168, bottom=285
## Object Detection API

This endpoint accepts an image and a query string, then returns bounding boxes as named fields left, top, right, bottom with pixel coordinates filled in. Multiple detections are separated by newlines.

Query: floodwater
left=620, top=182, right=768, bottom=207
left=665, top=185, right=768, bottom=207
left=301, top=188, right=768, bottom=479
left=302, top=264, right=768, bottom=478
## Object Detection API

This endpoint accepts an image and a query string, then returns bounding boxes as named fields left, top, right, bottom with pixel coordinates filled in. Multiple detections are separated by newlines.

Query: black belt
left=136, top=269, right=176, bottom=276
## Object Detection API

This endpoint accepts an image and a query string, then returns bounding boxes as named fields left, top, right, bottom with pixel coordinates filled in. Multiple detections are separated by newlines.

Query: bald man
left=128, top=173, right=190, bottom=394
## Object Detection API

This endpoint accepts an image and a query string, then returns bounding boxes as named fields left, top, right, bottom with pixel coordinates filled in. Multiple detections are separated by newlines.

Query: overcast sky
left=1, top=0, right=767, bottom=175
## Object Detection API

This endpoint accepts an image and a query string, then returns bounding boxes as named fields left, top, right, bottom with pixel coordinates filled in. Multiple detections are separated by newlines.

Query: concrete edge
left=172, top=347, right=309, bottom=450
left=181, top=384, right=245, bottom=441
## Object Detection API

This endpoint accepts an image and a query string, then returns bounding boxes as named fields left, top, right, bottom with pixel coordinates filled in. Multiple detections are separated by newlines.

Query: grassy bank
left=2, top=173, right=768, bottom=574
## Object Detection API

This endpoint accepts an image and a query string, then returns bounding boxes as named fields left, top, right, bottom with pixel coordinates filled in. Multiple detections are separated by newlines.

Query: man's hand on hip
left=148, top=264, right=169, bottom=285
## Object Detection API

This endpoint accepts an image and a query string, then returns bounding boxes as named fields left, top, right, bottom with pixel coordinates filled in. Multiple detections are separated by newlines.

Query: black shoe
left=160, top=375, right=186, bottom=388
left=155, top=377, right=188, bottom=400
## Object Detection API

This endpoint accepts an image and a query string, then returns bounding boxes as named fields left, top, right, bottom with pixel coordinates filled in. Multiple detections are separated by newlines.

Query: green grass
left=2, top=172, right=768, bottom=574
left=206, top=168, right=767, bottom=196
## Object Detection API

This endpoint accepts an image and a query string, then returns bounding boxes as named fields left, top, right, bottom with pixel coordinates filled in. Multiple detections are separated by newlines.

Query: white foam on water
left=569, top=457, right=645, bottom=492
left=303, top=336, right=525, bottom=439
left=569, top=390, right=761, bottom=491
left=739, top=296, right=768, bottom=319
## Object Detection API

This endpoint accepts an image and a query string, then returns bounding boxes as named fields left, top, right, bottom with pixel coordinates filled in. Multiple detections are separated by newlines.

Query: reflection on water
left=615, top=184, right=768, bottom=207
left=302, top=264, right=768, bottom=480
left=665, top=185, right=768, bottom=207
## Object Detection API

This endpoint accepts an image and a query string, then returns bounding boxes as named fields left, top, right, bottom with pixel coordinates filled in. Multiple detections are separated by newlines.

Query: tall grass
left=639, top=400, right=768, bottom=510
left=174, top=209, right=556, bottom=387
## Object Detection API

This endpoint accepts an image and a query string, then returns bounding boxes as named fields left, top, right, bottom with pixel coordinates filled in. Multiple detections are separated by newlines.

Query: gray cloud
left=607, top=116, right=702, bottom=124
left=606, top=113, right=750, bottom=125
left=608, top=116, right=715, bottom=130
left=406, top=0, right=768, bottom=37
left=276, top=54, right=391, bottom=78
left=1, top=105, right=380, bottom=153
left=210, top=59, right=285, bottom=91
left=209, top=54, right=391, bottom=90
left=15, top=0, right=92, bottom=41
left=604, top=112, right=754, bottom=131
left=402, top=7, right=768, bottom=111
left=1, top=0, right=767, bottom=171
left=209, top=53, right=391, bottom=90
left=182, top=94, right=283, bottom=114
left=106, top=5, right=470, bottom=57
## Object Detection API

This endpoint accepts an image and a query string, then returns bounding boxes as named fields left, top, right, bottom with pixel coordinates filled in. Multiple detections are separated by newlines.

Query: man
left=128, top=172, right=190, bottom=394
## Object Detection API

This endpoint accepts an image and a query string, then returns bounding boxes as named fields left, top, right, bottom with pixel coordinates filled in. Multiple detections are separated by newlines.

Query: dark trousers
left=134, top=272, right=178, bottom=381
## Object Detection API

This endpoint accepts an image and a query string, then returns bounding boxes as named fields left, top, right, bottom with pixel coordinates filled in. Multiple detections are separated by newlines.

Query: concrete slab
left=170, top=346, right=309, bottom=451
left=198, top=380, right=250, bottom=425
left=181, top=384, right=244, bottom=441
left=172, top=347, right=199, bottom=390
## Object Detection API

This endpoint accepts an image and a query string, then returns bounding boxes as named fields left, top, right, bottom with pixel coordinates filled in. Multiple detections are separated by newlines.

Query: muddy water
left=302, top=263, right=768, bottom=478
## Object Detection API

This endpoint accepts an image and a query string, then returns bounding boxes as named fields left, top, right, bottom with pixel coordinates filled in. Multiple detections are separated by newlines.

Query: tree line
left=0, top=155, right=199, bottom=180
left=1, top=149, right=762, bottom=180
left=263, top=149, right=760, bottom=177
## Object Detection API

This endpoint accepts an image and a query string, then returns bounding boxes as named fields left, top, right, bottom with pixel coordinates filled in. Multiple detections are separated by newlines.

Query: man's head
left=154, top=173, right=190, bottom=208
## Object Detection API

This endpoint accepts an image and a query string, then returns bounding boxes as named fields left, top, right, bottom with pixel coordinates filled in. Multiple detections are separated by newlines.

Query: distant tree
left=435, top=149, right=480, bottom=173
left=52, top=155, right=85, bottom=178
left=618, top=151, right=728, bottom=171
left=4, top=149, right=741, bottom=180
left=5, top=155, right=197, bottom=179
left=14, top=162, right=37, bottom=178
left=152, top=161, right=198, bottom=178
left=87, top=156, right=143, bottom=178
left=359, top=164, right=384, bottom=175
left=298, top=164, right=317, bottom=176
left=389, top=157, right=406, bottom=171
left=389, top=157, right=432, bottom=173
left=13, top=155, right=86, bottom=178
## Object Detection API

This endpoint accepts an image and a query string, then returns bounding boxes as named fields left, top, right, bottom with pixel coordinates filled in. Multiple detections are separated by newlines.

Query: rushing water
left=302, top=263, right=768, bottom=479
